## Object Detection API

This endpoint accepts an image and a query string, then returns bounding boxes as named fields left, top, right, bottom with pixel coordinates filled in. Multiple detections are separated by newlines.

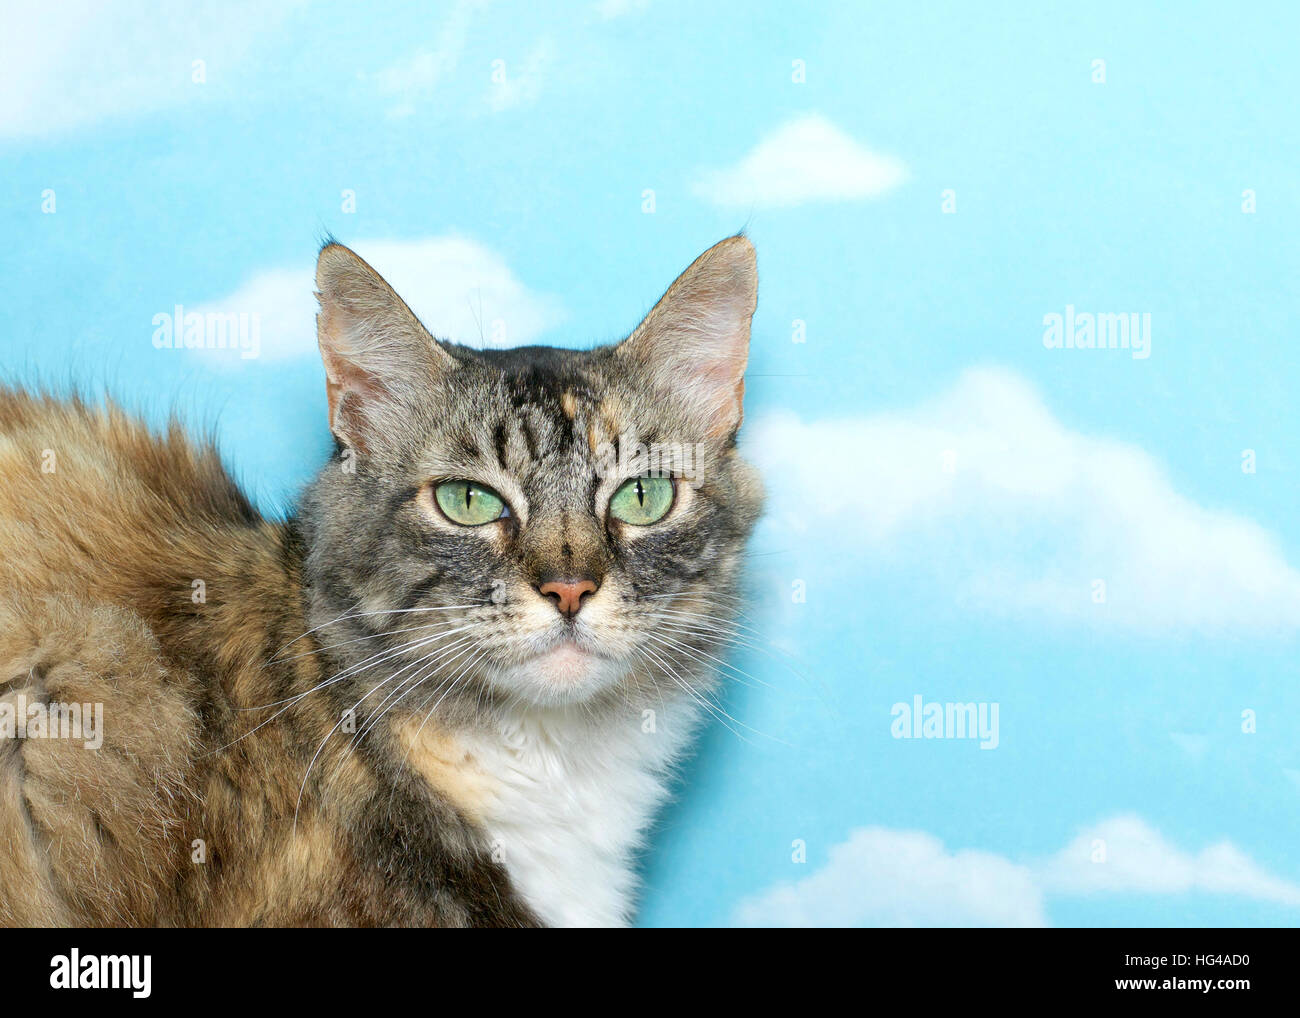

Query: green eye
left=609, top=476, right=674, bottom=526
left=434, top=480, right=508, bottom=526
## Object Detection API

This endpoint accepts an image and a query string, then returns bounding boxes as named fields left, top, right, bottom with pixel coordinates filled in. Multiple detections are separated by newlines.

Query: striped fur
left=0, top=236, right=762, bottom=926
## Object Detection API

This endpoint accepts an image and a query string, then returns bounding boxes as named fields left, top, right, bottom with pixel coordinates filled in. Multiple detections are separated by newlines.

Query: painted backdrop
left=3, top=0, right=1298, bottom=926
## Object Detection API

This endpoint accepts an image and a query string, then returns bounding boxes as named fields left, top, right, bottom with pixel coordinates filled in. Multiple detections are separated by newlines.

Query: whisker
left=239, top=622, right=474, bottom=713
left=270, top=617, right=472, bottom=668
left=208, top=625, right=474, bottom=757
left=412, top=643, right=493, bottom=738
left=644, top=640, right=775, bottom=743
left=649, top=604, right=771, bottom=641
left=353, top=635, right=481, bottom=743
left=292, top=639, right=469, bottom=830
left=318, top=636, right=486, bottom=790
left=652, top=615, right=812, bottom=684
left=642, top=629, right=773, bottom=691
left=269, top=599, right=487, bottom=662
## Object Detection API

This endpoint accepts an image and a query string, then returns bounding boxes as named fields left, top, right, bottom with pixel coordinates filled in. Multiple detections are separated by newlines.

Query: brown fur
left=0, top=234, right=763, bottom=928
left=0, top=390, right=535, bottom=927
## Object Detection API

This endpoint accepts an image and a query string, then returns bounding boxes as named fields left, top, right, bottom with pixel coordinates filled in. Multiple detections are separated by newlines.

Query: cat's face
left=300, top=238, right=762, bottom=711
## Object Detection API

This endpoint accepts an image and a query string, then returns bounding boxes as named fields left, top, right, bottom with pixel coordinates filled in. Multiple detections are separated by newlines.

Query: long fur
left=0, top=237, right=762, bottom=927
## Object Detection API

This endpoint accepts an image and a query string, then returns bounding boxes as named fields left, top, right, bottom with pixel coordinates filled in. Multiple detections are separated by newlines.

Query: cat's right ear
left=315, top=243, right=457, bottom=451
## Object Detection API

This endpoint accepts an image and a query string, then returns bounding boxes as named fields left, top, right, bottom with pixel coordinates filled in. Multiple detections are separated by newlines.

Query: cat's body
left=0, top=237, right=761, bottom=927
left=0, top=390, right=539, bottom=925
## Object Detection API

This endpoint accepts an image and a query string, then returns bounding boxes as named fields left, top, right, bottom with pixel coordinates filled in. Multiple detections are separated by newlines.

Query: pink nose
left=538, top=578, right=598, bottom=618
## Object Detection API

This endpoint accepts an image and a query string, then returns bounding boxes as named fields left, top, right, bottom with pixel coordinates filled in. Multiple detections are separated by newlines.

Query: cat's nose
left=538, top=577, right=599, bottom=618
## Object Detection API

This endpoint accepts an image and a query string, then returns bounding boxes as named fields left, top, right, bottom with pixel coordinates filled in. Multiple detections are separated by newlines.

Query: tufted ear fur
left=315, top=243, right=458, bottom=451
left=616, top=235, right=757, bottom=438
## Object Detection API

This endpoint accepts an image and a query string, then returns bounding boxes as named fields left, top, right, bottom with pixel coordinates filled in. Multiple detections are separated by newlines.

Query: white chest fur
left=459, top=700, right=698, bottom=927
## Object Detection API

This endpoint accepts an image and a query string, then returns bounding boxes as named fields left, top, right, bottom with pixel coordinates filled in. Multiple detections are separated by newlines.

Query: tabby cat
left=0, top=236, right=762, bottom=927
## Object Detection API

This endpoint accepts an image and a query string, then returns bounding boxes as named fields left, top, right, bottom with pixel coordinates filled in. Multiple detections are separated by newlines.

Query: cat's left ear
left=315, top=243, right=457, bottom=451
left=617, top=235, right=757, bottom=438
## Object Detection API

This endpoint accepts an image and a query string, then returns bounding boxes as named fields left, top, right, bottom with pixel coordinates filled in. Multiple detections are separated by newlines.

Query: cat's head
left=298, top=237, right=763, bottom=711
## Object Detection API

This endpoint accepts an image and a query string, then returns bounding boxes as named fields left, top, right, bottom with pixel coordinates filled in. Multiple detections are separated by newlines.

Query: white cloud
left=745, top=368, right=1300, bottom=632
left=693, top=114, right=906, bottom=208
left=0, top=0, right=304, bottom=139
left=363, top=0, right=482, bottom=119
left=364, top=5, right=549, bottom=118
left=487, top=39, right=553, bottom=113
left=735, top=816, right=1300, bottom=926
left=184, top=234, right=565, bottom=365
left=734, top=827, right=1047, bottom=928
left=1041, top=815, right=1300, bottom=906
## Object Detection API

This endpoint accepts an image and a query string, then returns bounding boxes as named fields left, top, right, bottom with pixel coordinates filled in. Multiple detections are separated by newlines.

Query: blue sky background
left=3, top=0, right=1299, bottom=926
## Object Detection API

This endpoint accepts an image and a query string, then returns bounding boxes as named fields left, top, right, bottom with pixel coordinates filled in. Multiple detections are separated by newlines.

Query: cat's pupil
left=464, top=486, right=473, bottom=509
left=636, top=479, right=645, bottom=506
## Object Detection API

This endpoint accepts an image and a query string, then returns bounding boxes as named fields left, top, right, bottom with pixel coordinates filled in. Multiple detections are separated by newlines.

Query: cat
left=0, top=235, right=763, bottom=927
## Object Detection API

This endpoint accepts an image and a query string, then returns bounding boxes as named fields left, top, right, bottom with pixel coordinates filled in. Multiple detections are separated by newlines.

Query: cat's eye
left=608, top=476, right=674, bottom=526
left=433, top=480, right=510, bottom=526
